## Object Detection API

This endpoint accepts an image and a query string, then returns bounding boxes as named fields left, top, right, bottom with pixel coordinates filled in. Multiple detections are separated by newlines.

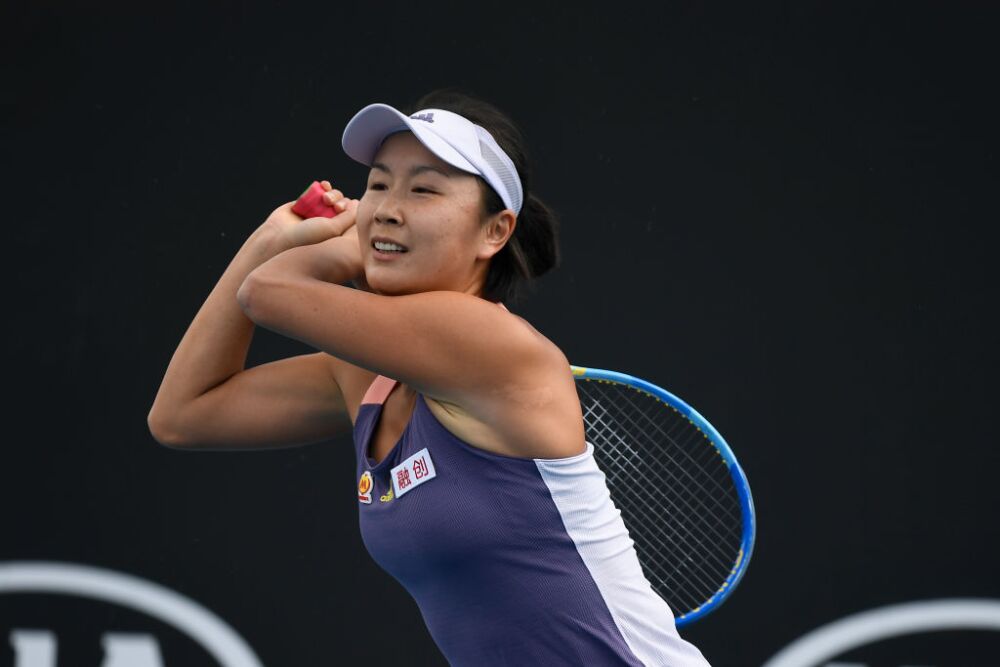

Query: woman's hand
left=245, top=180, right=365, bottom=287
left=259, top=181, right=360, bottom=252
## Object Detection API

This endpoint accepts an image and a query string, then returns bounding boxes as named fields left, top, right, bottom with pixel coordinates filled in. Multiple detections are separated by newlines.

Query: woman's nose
left=373, top=190, right=403, bottom=225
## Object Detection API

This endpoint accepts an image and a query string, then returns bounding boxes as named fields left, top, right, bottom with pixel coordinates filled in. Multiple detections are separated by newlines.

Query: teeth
left=374, top=241, right=406, bottom=252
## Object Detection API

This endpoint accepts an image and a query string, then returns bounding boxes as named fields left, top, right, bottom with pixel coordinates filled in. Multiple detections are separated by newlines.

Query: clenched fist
left=261, top=180, right=360, bottom=251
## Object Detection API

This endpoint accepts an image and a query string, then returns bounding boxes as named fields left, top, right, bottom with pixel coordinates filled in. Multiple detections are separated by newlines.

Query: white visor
left=342, top=103, right=524, bottom=214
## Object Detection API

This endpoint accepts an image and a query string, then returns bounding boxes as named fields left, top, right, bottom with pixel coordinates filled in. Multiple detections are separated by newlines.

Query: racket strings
left=614, top=399, right=742, bottom=538
left=584, top=405, right=738, bottom=591
left=589, top=437, right=723, bottom=606
left=576, top=380, right=744, bottom=618
left=584, top=404, right=740, bottom=612
left=586, top=419, right=734, bottom=611
left=611, top=391, right=741, bottom=515
left=584, top=391, right=741, bottom=546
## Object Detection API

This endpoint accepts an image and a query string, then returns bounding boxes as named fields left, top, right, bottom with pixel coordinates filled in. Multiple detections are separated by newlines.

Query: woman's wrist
left=252, top=234, right=363, bottom=286
left=244, top=222, right=297, bottom=262
left=239, top=197, right=362, bottom=279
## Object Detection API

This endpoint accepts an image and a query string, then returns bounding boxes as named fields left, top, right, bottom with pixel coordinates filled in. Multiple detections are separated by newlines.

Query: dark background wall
left=4, top=2, right=999, bottom=665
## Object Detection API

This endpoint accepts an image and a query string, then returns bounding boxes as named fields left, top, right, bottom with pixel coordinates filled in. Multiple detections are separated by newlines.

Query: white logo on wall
left=761, top=598, right=1000, bottom=667
left=0, top=561, right=264, bottom=667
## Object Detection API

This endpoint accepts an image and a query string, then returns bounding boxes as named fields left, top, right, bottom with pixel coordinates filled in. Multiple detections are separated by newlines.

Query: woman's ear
left=478, top=210, right=517, bottom=260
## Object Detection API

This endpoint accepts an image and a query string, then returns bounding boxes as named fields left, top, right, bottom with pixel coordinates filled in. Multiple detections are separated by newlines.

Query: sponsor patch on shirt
left=358, top=470, right=373, bottom=504
left=390, top=448, right=437, bottom=498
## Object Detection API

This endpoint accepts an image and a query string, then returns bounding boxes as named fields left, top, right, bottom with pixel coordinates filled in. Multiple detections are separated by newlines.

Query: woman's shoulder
left=429, top=301, right=584, bottom=459
left=493, top=301, right=572, bottom=371
left=406, top=290, right=568, bottom=371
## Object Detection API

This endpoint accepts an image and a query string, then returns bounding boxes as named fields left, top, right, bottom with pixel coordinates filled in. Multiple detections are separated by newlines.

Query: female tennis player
left=148, top=89, right=711, bottom=666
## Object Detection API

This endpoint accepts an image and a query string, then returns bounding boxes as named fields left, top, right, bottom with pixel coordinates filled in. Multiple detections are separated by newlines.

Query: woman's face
left=356, top=131, right=503, bottom=297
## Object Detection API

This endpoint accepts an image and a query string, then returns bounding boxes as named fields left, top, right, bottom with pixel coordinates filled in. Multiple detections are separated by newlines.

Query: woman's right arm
left=147, top=192, right=363, bottom=450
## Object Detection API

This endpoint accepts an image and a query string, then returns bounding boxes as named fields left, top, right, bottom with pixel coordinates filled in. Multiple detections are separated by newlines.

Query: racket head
left=571, top=365, right=756, bottom=626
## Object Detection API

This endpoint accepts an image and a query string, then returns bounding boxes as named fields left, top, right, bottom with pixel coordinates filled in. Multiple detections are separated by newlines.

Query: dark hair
left=404, top=88, right=560, bottom=304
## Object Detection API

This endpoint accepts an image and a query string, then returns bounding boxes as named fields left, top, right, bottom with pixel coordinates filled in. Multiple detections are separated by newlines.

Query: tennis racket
left=571, top=365, right=755, bottom=626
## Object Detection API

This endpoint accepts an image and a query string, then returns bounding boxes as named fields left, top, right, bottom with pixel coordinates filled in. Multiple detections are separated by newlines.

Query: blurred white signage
left=0, top=561, right=263, bottom=667
left=762, top=598, right=1000, bottom=667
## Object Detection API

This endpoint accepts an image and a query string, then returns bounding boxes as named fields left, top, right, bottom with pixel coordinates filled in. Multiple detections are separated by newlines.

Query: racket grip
left=291, top=181, right=339, bottom=219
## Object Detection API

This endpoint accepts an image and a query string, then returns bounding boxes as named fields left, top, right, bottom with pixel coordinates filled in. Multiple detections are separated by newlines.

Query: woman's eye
left=365, top=183, right=434, bottom=193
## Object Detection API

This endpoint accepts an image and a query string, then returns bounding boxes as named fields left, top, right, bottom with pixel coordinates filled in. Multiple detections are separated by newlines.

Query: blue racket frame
left=571, top=365, right=756, bottom=626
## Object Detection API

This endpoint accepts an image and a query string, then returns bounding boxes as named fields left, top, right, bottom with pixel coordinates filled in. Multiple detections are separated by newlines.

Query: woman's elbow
left=147, top=406, right=194, bottom=449
left=236, top=272, right=259, bottom=318
left=236, top=269, right=285, bottom=326
left=237, top=269, right=297, bottom=330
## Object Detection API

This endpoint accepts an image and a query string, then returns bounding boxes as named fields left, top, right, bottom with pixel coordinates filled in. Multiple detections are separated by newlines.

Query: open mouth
left=372, top=240, right=408, bottom=253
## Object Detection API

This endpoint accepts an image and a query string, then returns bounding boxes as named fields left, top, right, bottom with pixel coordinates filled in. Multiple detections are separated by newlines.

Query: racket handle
left=291, top=181, right=339, bottom=219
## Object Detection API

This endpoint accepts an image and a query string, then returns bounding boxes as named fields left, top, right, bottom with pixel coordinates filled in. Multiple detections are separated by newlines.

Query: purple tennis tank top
left=352, top=369, right=711, bottom=666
